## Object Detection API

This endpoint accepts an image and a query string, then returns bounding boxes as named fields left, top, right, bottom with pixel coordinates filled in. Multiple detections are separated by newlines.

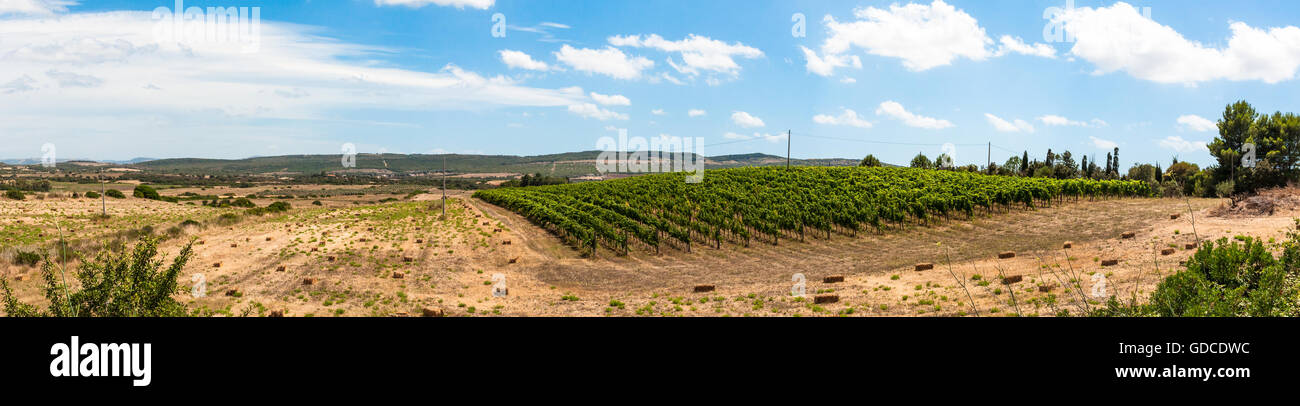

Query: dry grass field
left=3, top=185, right=1295, bottom=317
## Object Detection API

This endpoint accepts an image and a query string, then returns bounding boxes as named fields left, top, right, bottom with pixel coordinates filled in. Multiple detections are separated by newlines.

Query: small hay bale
left=998, top=251, right=1015, bottom=259
left=915, top=263, right=934, bottom=271
left=268, top=311, right=283, bottom=318
left=1063, top=241, right=1073, bottom=249
left=813, top=294, right=839, bottom=304
left=327, top=256, right=336, bottom=262
left=1101, top=259, right=1119, bottom=267
left=823, top=275, right=845, bottom=283
left=693, top=285, right=716, bottom=293
left=421, top=308, right=444, bottom=317
left=392, top=272, right=404, bottom=279
left=1001, top=275, right=1023, bottom=285
left=265, top=237, right=272, bottom=241
left=302, top=278, right=315, bottom=286
left=1121, top=232, right=1136, bottom=239
left=502, top=240, right=512, bottom=245
left=1170, top=214, right=1180, bottom=220
left=230, top=243, right=238, bottom=248
left=1038, top=284, right=1056, bottom=293
left=212, top=262, right=221, bottom=268
left=224, top=289, right=239, bottom=297
left=1161, top=248, right=1176, bottom=256
left=403, top=257, right=413, bottom=263
left=1185, top=242, right=1198, bottom=250
left=276, top=266, right=286, bottom=272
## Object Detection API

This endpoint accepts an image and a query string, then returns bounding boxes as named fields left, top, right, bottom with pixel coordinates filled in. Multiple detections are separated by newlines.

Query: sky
left=2, top=0, right=1300, bottom=168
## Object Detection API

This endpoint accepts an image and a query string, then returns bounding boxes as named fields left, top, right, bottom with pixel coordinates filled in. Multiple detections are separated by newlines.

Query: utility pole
left=99, top=169, right=106, bottom=217
left=786, top=129, right=791, bottom=169
left=441, top=155, right=447, bottom=217
left=986, top=142, right=991, bottom=174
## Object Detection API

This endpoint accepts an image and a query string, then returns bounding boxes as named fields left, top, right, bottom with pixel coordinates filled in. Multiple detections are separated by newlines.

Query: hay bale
left=1001, top=275, right=1023, bottom=285
left=230, top=243, right=238, bottom=248
left=1038, top=284, right=1056, bottom=293
left=998, top=251, right=1015, bottom=259
left=1063, top=241, right=1073, bottom=249
left=327, top=256, right=336, bottom=262
left=502, top=240, right=512, bottom=245
left=403, top=257, right=413, bottom=263
left=823, top=275, right=845, bottom=283
left=268, top=311, right=283, bottom=318
left=915, top=263, right=934, bottom=271
left=224, top=289, right=239, bottom=297
left=1121, top=232, right=1136, bottom=239
left=421, top=307, right=444, bottom=317
left=693, top=285, right=716, bottom=293
left=265, top=237, right=272, bottom=241
left=508, top=257, right=517, bottom=264
left=1170, top=214, right=1180, bottom=220
left=1185, top=242, right=1198, bottom=250
left=392, top=272, right=404, bottom=279
left=212, top=262, right=221, bottom=268
left=1161, top=248, right=1176, bottom=256
left=198, top=240, right=205, bottom=245
left=1101, top=259, right=1119, bottom=267
left=302, top=278, right=314, bottom=286
left=415, top=239, right=423, bottom=244
left=813, top=294, right=839, bottom=304
left=276, top=266, right=286, bottom=272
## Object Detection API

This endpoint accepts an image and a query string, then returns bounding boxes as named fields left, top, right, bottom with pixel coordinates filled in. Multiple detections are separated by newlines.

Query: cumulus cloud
left=0, top=10, right=586, bottom=158
left=984, top=113, right=1034, bottom=133
left=802, top=0, right=1054, bottom=75
left=731, top=111, right=765, bottom=128
left=1177, top=114, right=1217, bottom=132
left=1090, top=136, right=1119, bottom=150
left=554, top=45, right=654, bottom=80
left=589, top=92, right=630, bottom=106
left=813, top=108, right=872, bottom=129
left=688, top=109, right=706, bottom=117
left=568, top=103, right=628, bottom=121
left=1037, top=115, right=1107, bottom=128
left=373, top=0, right=494, bottom=10
left=499, top=49, right=550, bottom=71
left=651, top=108, right=665, bottom=116
left=608, top=34, right=763, bottom=79
left=875, top=101, right=953, bottom=129
left=1055, top=2, right=1300, bottom=84
left=723, top=132, right=786, bottom=143
left=1159, top=136, right=1208, bottom=152
left=0, top=0, right=75, bottom=16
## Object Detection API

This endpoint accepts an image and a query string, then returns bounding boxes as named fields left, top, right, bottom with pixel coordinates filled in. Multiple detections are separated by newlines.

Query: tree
left=1020, top=151, right=1029, bottom=175
left=859, top=154, right=882, bottom=167
left=909, top=153, right=933, bottom=170
left=934, top=153, right=953, bottom=169
left=1080, top=155, right=1089, bottom=178
left=1045, top=149, right=1055, bottom=167
left=1055, top=150, right=1077, bottom=179
left=1208, top=100, right=1256, bottom=186
left=1004, top=156, right=1023, bottom=176
left=1105, top=153, right=1113, bottom=176
left=1113, top=147, right=1120, bottom=176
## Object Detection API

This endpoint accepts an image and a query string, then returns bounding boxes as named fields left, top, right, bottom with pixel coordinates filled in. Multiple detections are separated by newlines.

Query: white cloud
left=498, top=49, right=550, bottom=71
left=723, top=132, right=786, bottom=143
left=554, top=45, right=654, bottom=80
left=589, top=92, right=630, bottom=106
left=1177, top=114, right=1217, bottom=132
left=568, top=103, right=628, bottom=121
left=0, top=10, right=586, bottom=159
left=994, top=35, right=1056, bottom=58
left=875, top=101, right=953, bottom=129
left=1159, top=136, right=1208, bottom=152
left=373, top=0, right=494, bottom=10
left=800, top=46, right=862, bottom=77
left=731, top=111, right=765, bottom=128
left=840, top=77, right=857, bottom=84
left=651, top=108, right=665, bottom=116
left=1037, top=115, right=1107, bottom=128
left=1056, top=2, right=1300, bottom=84
left=688, top=109, right=706, bottom=117
left=1090, top=136, right=1119, bottom=150
left=813, top=108, right=873, bottom=129
left=609, top=34, right=763, bottom=79
left=0, top=0, right=74, bottom=16
left=984, top=113, right=1034, bottom=133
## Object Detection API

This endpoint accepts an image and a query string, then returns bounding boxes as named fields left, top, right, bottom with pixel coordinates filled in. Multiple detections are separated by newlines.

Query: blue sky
left=3, top=0, right=1300, bottom=168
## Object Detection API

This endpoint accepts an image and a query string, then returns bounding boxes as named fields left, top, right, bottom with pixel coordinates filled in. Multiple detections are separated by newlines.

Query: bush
left=84, top=191, right=101, bottom=199
left=105, top=189, right=125, bottom=199
left=4, top=189, right=24, bottom=200
left=1, top=237, right=195, bottom=317
left=12, top=250, right=40, bottom=266
left=230, top=197, right=256, bottom=208
left=133, top=185, right=161, bottom=200
left=1215, top=180, right=1235, bottom=197
left=312, top=200, right=322, bottom=206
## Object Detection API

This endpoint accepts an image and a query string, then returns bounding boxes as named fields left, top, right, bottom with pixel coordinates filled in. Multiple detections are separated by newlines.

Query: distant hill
left=130, top=151, right=861, bottom=177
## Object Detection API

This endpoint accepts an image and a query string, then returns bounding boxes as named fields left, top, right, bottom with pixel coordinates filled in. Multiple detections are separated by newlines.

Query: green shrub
left=105, top=189, right=125, bottom=199
left=4, top=189, right=24, bottom=200
left=12, top=250, right=41, bottom=266
left=133, top=185, right=161, bottom=200
left=312, top=200, right=322, bottom=206
left=84, top=191, right=101, bottom=199
left=231, top=197, right=256, bottom=208
left=1, top=237, right=195, bottom=317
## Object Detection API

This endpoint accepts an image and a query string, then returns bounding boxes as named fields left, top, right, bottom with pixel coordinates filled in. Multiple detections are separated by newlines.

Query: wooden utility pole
left=786, top=129, right=791, bottom=169
left=987, top=142, right=991, bottom=173
left=100, top=169, right=106, bottom=216
left=441, top=155, right=447, bottom=217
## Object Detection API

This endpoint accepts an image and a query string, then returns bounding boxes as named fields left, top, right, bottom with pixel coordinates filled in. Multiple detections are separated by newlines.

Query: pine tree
left=1020, top=151, right=1029, bottom=175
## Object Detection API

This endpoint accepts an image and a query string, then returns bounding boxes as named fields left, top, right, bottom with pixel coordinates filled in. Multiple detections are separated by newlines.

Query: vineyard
left=473, top=167, right=1152, bottom=255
